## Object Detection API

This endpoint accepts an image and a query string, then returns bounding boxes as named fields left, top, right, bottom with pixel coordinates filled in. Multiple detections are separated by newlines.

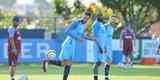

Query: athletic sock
left=63, top=65, right=71, bottom=80
left=94, top=75, right=98, bottom=80
left=104, top=64, right=110, bottom=80
left=93, top=62, right=101, bottom=80
left=93, top=66, right=98, bottom=80
left=48, top=60, right=62, bottom=66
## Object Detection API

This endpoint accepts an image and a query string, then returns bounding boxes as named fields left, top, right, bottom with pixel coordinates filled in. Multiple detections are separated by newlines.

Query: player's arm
left=8, top=28, right=16, bottom=52
left=132, top=30, right=136, bottom=51
left=120, top=30, right=123, bottom=48
left=65, top=20, right=81, bottom=41
left=82, top=32, right=95, bottom=41
left=93, top=23, right=105, bottom=53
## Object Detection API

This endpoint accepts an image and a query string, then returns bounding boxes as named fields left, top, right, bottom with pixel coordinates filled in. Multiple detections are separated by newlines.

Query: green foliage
left=0, top=10, right=16, bottom=28
left=72, top=0, right=85, bottom=16
left=100, top=0, right=159, bottom=37
left=53, top=0, right=64, bottom=14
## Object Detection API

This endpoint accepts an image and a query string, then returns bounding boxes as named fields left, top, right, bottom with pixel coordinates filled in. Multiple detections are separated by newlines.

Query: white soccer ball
left=47, top=50, right=56, bottom=59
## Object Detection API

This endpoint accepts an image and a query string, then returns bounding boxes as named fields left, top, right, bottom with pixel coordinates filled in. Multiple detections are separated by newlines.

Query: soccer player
left=92, top=15, right=113, bottom=80
left=7, top=16, right=21, bottom=80
left=42, top=11, right=92, bottom=80
left=120, top=24, right=135, bottom=67
left=103, top=17, right=114, bottom=80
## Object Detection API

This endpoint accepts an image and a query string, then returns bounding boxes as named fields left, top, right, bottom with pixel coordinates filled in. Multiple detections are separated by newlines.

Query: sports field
left=0, top=64, right=160, bottom=80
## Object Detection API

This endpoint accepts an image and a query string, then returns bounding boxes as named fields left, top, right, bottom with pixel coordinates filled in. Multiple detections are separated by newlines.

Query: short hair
left=84, top=11, right=92, bottom=17
left=12, top=16, right=21, bottom=23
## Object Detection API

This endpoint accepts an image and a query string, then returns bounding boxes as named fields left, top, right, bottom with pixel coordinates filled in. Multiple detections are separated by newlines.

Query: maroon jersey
left=7, top=27, right=21, bottom=66
left=121, top=29, right=134, bottom=55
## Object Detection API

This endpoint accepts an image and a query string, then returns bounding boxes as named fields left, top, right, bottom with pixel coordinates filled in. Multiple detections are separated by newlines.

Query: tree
left=73, top=0, right=85, bottom=15
left=51, top=0, right=71, bottom=19
left=147, top=0, right=160, bottom=21
left=100, top=0, right=157, bottom=36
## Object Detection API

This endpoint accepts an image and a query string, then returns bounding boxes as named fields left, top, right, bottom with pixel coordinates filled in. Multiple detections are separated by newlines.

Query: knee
left=105, top=61, right=112, bottom=65
left=62, top=60, right=72, bottom=66
left=93, top=62, right=101, bottom=68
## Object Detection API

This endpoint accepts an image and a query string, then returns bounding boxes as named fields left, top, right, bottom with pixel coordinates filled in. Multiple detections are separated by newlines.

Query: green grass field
left=0, top=64, right=160, bottom=80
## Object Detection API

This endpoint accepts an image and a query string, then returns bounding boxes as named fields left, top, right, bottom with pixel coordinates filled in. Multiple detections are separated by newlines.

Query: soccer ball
left=47, top=50, right=56, bottom=59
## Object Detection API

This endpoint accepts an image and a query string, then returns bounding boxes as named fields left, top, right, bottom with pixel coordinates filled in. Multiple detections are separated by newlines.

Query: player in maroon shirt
left=120, top=24, right=135, bottom=67
left=7, top=16, right=21, bottom=80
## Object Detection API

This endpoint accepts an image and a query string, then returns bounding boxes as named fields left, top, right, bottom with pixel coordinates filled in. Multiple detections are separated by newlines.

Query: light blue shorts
left=59, top=38, right=75, bottom=61
left=94, top=45, right=112, bottom=62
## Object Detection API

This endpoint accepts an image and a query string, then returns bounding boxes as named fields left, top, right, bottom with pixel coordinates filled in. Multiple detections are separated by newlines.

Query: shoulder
left=8, top=26, right=16, bottom=32
left=73, top=19, right=81, bottom=24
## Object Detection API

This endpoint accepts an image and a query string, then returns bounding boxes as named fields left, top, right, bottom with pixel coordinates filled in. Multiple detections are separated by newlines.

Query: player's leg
left=124, top=54, right=129, bottom=64
left=104, top=51, right=112, bottom=80
left=42, top=51, right=62, bottom=72
left=125, top=46, right=133, bottom=67
left=104, top=62, right=111, bottom=80
left=123, top=47, right=130, bottom=65
left=8, top=53, right=17, bottom=80
left=42, top=59, right=62, bottom=72
left=60, top=48, right=74, bottom=80
left=104, top=60, right=112, bottom=80
left=127, top=51, right=134, bottom=67
left=9, top=66, right=16, bottom=80
left=42, top=44, right=70, bottom=72
left=93, top=50, right=103, bottom=80
left=62, top=60, right=72, bottom=80
left=93, top=61, right=101, bottom=80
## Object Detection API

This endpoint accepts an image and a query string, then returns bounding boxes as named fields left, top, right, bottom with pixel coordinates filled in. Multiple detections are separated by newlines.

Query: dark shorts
left=8, top=52, right=18, bottom=66
left=123, top=46, right=133, bottom=56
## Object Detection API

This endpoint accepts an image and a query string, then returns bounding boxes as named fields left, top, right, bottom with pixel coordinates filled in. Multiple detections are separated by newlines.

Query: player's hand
left=91, top=37, right=96, bottom=41
left=85, top=32, right=90, bottom=36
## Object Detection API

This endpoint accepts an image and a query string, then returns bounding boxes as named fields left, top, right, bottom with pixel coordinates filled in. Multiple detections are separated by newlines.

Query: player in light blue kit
left=92, top=15, right=113, bottom=80
left=92, top=13, right=106, bottom=80
left=42, top=11, right=92, bottom=80
left=103, top=17, right=114, bottom=80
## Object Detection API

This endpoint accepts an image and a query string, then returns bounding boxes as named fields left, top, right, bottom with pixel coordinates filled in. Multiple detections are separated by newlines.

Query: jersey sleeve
left=8, top=27, right=16, bottom=38
left=65, top=20, right=80, bottom=40
left=92, top=21, right=99, bottom=37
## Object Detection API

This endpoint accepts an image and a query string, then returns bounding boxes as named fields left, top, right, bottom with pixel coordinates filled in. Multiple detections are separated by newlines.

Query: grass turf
left=0, top=64, right=160, bottom=80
